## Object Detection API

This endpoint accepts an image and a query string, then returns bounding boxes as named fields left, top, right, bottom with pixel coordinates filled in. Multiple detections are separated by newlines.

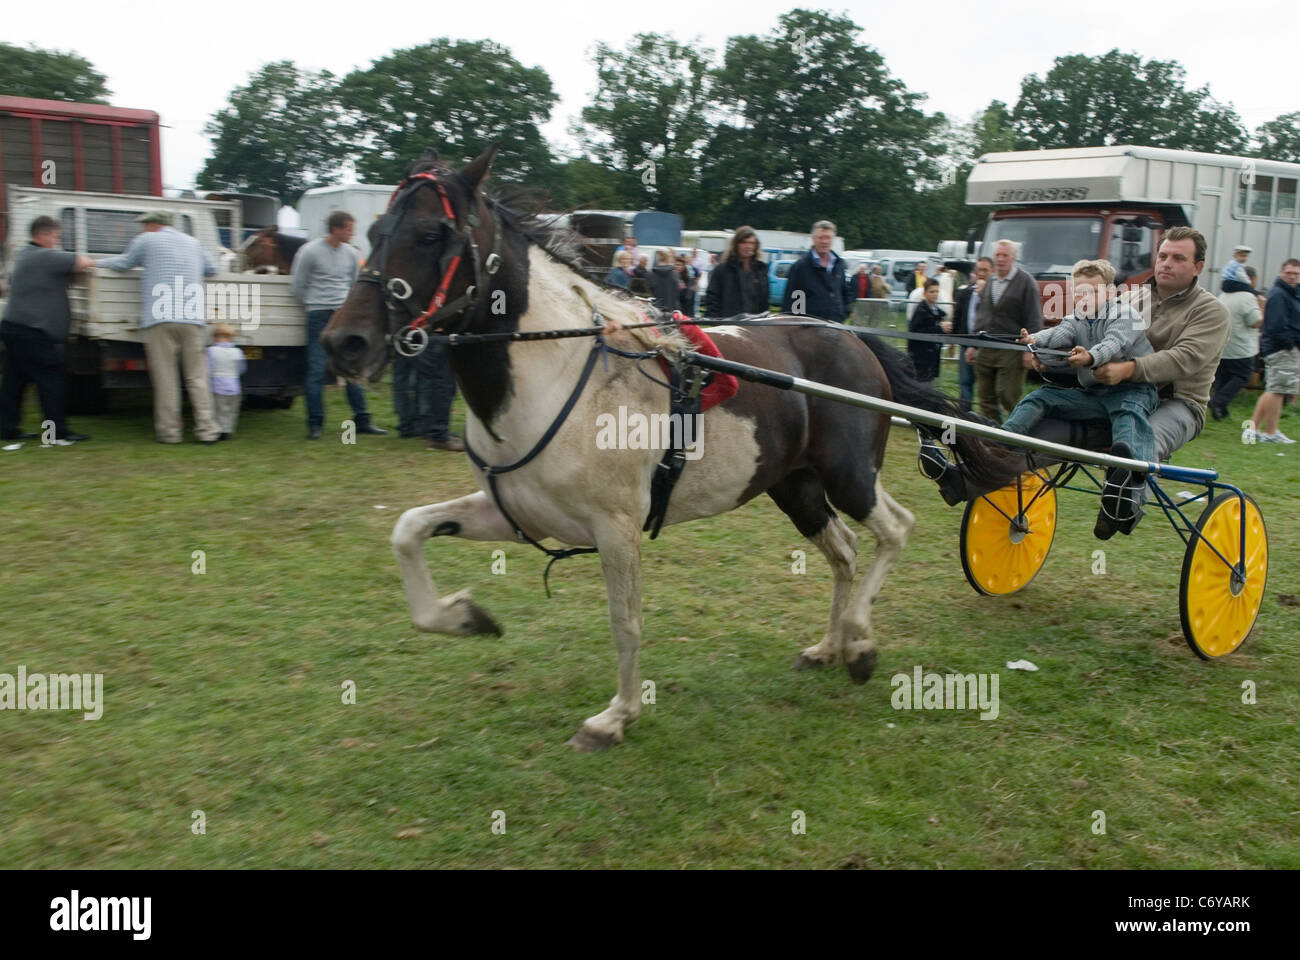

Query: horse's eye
left=417, top=231, right=441, bottom=246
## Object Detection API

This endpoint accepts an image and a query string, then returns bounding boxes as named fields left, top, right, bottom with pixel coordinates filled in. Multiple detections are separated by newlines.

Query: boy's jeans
left=1003, top=381, right=1160, bottom=463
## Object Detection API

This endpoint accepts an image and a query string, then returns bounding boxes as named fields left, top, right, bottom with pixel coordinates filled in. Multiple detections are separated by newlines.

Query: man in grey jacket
left=291, top=211, right=386, bottom=440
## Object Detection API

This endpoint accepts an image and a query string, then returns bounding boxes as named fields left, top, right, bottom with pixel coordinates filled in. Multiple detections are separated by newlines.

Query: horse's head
left=321, top=143, right=502, bottom=383
left=241, top=227, right=279, bottom=271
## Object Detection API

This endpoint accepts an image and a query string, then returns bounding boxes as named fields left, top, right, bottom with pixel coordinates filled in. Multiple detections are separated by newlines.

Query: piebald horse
left=322, top=146, right=1026, bottom=751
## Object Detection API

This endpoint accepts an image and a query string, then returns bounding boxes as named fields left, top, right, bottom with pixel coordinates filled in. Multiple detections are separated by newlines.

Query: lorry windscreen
left=982, top=217, right=1102, bottom=279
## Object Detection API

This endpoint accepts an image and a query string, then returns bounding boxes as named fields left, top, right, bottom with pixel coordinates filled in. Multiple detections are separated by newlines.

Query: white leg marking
left=836, top=479, right=910, bottom=671
left=391, top=491, right=517, bottom=635
left=796, top=515, right=858, bottom=668
left=568, top=516, right=644, bottom=751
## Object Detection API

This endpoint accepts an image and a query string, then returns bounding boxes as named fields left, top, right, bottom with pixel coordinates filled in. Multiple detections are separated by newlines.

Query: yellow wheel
left=960, top=471, right=1057, bottom=596
left=1180, top=492, right=1267, bottom=659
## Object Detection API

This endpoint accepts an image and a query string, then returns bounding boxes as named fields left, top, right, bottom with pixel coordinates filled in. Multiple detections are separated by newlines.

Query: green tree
left=549, top=157, right=633, bottom=210
left=575, top=34, right=715, bottom=217
left=337, top=39, right=558, bottom=189
left=1011, top=50, right=1248, bottom=153
left=197, top=61, right=347, bottom=205
left=703, top=9, right=945, bottom=248
left=1255, top=112, right=1300, bottom=163
left=971, top=100, right=1017, bottom=156
left=0, top=43, right=109, bottom=103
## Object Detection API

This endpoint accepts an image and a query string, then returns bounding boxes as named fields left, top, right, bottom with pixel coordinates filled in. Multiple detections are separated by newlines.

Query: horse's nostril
left=340, top=335, right=369, bottom=358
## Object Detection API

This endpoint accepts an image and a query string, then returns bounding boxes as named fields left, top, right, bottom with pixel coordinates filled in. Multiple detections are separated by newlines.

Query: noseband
left=357, top=169, right=503, bottom=357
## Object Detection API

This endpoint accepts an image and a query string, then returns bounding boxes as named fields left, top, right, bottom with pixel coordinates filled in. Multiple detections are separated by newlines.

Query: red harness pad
left=654, top=317, right=739, bottom=411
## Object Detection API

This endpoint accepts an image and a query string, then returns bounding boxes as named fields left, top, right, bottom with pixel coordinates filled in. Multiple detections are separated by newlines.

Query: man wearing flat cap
left=98, top=211, right=220, bottom=443
left=1221, top=244, right=1255, bottom=295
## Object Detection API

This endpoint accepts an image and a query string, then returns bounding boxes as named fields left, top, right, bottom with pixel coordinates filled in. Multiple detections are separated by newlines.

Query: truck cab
left=979, top=207, right=1162, bottom=320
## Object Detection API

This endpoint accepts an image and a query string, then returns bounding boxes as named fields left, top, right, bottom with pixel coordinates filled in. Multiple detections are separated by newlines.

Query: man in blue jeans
left=291, top=211, right=386, bottom=440
left=393, top=341, right=463, bottom=451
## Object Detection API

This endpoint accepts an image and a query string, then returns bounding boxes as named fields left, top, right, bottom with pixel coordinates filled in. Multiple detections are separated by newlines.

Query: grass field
left=2, top=363, right=1297, bottom=869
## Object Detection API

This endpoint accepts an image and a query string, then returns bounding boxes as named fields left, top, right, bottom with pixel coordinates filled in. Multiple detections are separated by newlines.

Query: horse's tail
left=857, top=334, right=1027, bottom=494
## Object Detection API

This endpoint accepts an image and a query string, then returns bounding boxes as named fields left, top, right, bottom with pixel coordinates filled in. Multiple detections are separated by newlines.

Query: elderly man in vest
left=97, top=211, right=220, bottom=444
left=965, top=239, right=1042, bottom=421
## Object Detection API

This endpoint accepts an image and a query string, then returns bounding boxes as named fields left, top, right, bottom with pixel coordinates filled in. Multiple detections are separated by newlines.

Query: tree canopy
left=0, top=43, right=109, bottom=103
left=1011, top=49, right=1249, bottom=153
left=196, top=61, right=346, bottom=206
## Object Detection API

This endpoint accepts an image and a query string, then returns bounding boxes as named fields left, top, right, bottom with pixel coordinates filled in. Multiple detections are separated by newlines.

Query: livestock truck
left=946, top=145, right=1300, bottom=321
left=0, top=97, right=306, bottom=411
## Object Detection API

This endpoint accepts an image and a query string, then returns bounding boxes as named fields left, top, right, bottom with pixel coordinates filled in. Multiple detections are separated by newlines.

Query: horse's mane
left=478, top=183, right=687, bottom=353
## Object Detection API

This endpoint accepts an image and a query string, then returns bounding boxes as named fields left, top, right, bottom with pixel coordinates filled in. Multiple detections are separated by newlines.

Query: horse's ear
left=420, top=146, right=438, bottom=164
left=460, top=142, right=500, bottom=193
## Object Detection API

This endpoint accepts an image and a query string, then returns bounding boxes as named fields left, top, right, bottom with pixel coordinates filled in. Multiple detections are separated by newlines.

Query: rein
left=425, top=314, right=1074, bottom=360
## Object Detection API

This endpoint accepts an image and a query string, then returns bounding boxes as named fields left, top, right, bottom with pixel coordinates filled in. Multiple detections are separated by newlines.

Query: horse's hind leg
left=833, top=477, right=913, bottom=683
left=768, top=470, right=859, bottom=670
left=391, top=490, right=516, bottom=635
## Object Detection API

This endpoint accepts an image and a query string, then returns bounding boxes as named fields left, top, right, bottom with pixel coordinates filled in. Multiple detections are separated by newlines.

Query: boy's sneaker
left=1260, top=431, right=1296, bottom=444
left=1100, top=441, right=1144, bottom=529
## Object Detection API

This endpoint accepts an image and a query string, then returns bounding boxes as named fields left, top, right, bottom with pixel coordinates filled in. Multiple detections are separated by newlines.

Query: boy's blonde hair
left=212, top=322, right=236, bottom=341
left=1071, top=259, right=1116, bottom=284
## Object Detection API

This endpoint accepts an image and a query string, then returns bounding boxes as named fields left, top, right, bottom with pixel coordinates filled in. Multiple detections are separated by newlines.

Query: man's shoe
left=1260, top=431, right=1296, bottom=444
left=197, top=438, right=219, bottom=445
left=307, top=426, right=323, bottom=440
left=219, top=432, right=232, bottom=441
left=60, top=432, right=91, bottom=443
left=1, top=431, right=38, bottom=440
left=1209, top=405, right=1227, bottom=422
left=356, top=422, right=388, bottom=435
left=426, top=434, right=465, bottom=452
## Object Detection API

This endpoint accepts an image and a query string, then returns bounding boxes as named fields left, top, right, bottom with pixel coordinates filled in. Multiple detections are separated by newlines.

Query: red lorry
left=0, top=95, right=163, bottom=252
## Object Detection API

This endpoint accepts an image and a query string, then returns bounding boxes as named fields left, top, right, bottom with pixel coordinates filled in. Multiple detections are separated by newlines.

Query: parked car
left=768, top=259, right=796, bottom=308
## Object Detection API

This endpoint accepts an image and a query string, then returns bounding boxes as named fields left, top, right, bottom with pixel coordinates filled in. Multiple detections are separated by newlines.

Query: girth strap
left=463, top=335, right=605, bottom=596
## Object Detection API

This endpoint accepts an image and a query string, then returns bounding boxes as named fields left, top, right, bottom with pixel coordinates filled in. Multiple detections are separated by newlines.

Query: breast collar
left=357, top=169, right=503, bottom=357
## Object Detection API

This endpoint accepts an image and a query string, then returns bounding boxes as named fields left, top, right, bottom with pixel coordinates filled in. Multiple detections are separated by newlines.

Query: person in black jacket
left=781, top=220, right=850, bottom=322
left=705, top=226, right=768, bottom=318
left=951, top=257, right=992, bottom=410
left=908, top=279, right=949, bottom=382
left=649, top=249, right=680, bottom=313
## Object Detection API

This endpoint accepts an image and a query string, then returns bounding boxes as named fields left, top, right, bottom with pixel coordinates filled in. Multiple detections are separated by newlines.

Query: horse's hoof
left=845, top=648, right=877, bottom=685
left=446, top=591, right=503, bottom=636
left=461, top=602, right=503, bottom=637
left=794, top=652, right=836, bottom=670
left=566, top=726, right=620, bottom=753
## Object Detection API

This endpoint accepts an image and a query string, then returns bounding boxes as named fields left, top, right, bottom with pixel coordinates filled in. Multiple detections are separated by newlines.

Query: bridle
left=356, top=168, right=503, bottom=358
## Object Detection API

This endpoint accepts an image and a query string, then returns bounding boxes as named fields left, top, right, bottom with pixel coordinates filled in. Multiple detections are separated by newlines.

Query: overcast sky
left=8, top=0, right=1293, bottom=192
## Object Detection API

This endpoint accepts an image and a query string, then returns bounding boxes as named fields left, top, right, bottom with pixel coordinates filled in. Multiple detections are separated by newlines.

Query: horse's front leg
left=567, top=516, right=643, bottom=752
left=391, top=491, right=516, bottom=636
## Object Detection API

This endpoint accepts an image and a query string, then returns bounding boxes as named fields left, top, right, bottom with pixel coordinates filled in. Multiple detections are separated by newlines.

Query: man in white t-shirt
left=1208, top=265, right=1262, bottom=421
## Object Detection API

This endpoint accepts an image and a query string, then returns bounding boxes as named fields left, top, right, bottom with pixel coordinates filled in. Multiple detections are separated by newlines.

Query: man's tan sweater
left=1121, top=280, right=1229, bottom=412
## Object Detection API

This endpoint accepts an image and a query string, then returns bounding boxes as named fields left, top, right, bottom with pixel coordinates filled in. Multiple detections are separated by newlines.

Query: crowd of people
left=4, top=211, right=1298, bottom=503
left=1, top=209, right=464, bottom=450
